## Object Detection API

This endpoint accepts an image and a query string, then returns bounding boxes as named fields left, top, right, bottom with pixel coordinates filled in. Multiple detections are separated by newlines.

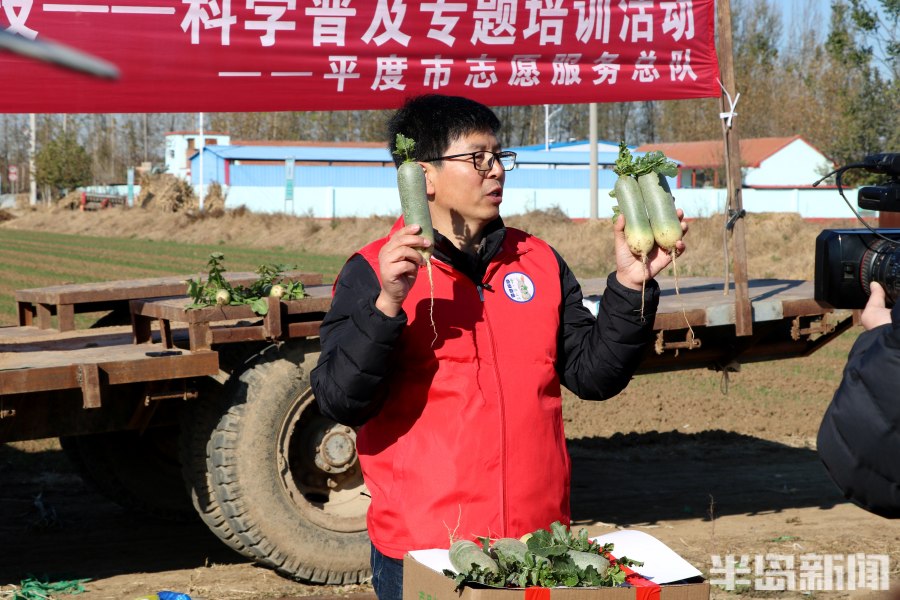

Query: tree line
left=2, top=0, right=897, bottom=200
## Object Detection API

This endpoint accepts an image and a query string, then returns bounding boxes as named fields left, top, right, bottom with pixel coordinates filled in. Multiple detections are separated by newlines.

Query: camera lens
left=861, top=239, right=900, bottom=304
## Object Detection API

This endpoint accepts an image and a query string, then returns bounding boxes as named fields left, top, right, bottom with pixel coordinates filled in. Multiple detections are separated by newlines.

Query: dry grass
left=1, top=205, right=860, bottom=282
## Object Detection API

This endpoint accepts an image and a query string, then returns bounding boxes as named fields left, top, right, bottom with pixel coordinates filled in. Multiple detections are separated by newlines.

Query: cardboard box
left=402, top=530, right=710, bottom=600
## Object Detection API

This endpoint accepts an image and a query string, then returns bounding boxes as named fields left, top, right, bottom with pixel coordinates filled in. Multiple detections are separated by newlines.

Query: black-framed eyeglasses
left=421, top=150, right=517, bottom=172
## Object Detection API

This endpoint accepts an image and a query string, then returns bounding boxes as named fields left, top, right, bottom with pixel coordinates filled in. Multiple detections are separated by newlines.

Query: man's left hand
left=614, top=208, right=688, bottom=291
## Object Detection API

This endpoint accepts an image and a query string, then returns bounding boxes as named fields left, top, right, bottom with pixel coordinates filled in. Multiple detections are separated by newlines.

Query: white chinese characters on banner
left=0, top=0, right=37, bottom=39
left=421, top=0, right=466, bottom=47
left=422, top=55, right=453, bottom=88
left=661, top=0, right=694, bottom=41
left=671, top=48, right=696, bottom=81
left=361, top=0, right=411, bottom=47
left=619, top=0, right=654, bottom=43
left=592, top=51, right=619, bottom=85
left=465, top=53, right=498, bottom=88
left=509, top=54, right=540, bottom=87
left=633, top=49, right=658, bottom=82
left=522, top=0, right=568, bottom=46
left=306, top=0, right=356, bottom=47
left=181, top=0, right=236, bottom=45
left=551, top=53, right=581, bottom=86
left=372, top=54, right=407, bottom=90
left=0, top=0, right=720, bottom=112
left=574, top=0, right=611, bottom=44
left=472, top=0, right=518, bottom=45
left=325, top=55, right=360, bottom=91
left=246, top=0, right=297, bottom=47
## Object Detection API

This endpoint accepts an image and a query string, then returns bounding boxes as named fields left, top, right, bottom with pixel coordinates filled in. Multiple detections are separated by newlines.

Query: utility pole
left=198, top=112, right=205, bottom=211
left=589, top=103, right=598, bottom=220
left=717, top=0, right=753, bottom=337
left=29, top=113, right=36, bottom=205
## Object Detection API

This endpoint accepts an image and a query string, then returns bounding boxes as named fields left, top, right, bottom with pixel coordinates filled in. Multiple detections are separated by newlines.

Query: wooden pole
left=717, top=0, right=753, bottom=337
left=589, top=103, right=598, bottom=220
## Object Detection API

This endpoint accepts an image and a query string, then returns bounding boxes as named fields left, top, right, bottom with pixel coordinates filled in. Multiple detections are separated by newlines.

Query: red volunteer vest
left=354, top=219, right=571, bottom=558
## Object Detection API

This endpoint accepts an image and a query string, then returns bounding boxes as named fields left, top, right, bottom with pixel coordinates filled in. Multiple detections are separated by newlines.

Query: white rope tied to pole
left=717, top=78, right=740, bottom=129
left=718, top=77, right=741, bottom=294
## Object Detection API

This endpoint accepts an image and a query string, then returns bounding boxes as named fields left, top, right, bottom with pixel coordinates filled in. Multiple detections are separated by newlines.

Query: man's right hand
left=375, top=224, right=431, bottom=318
left=861, top=281, right=892, bottom=330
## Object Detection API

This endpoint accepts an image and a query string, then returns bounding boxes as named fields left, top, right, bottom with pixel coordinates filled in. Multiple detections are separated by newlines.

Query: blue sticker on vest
left=503, top=272, right=535, bottom=303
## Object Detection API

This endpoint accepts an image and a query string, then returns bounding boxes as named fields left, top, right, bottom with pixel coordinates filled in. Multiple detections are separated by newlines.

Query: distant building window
left=681, top=168, right=717, bottom=188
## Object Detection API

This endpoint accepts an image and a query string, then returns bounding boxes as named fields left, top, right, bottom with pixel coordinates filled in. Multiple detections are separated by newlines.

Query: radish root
left=426, top=259, right=437, bottom=347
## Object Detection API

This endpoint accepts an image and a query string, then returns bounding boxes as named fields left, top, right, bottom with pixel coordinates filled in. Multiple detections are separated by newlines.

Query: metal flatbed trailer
left=581, top=276, right=854, bottom=374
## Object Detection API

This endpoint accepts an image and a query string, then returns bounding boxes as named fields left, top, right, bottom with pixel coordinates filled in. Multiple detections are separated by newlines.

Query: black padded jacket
left=817, top=302, right=900, bottom=518
left=310, top=220, right=660, bottom=426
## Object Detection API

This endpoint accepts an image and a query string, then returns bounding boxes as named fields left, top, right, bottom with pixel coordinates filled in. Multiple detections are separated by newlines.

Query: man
left=310, top=94, right=687, bottom=599
left=818, top=281, right=900, bottom=519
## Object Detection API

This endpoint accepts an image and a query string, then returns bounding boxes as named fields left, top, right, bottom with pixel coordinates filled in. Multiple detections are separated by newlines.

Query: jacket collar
left=389, top=216, right=506, bottom=285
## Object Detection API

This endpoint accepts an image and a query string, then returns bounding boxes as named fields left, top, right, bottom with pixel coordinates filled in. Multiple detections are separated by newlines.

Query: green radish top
left=392, top=133, right=435, bottom=263
left=611, top=140, right=678, bottom=180
left=393, top=132, right=417, bottom=164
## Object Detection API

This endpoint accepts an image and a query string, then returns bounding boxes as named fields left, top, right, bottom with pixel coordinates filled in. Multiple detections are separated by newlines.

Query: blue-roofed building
left=509, top=139, right=624, bottom=154
left=187, top=141, right=656, bottom=218
left=184, top=138, right=859, bottom=220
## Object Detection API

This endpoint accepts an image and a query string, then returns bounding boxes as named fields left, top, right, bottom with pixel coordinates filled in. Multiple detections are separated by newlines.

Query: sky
left=778, top=0, right=834, bottom=41
left=771, top=0, right=894, bottom=75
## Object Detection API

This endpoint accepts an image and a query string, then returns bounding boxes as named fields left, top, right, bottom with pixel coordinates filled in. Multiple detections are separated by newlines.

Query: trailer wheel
left=178, top=348, right=263, bottom=559
left=209, top=340, right=370, bottom=584
left=59, top=427, right=195, bottom=521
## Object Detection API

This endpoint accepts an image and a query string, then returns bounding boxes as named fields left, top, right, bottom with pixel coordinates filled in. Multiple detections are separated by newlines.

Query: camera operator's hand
left=861, top=282, right=892, bottom=330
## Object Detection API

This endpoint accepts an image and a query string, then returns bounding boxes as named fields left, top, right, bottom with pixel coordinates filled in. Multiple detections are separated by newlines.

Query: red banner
left=0, top=0, right=720, bottom=113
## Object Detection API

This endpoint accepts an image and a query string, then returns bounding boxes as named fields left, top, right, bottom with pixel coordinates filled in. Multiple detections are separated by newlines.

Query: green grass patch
left=0, top=229, right=346, bottom=327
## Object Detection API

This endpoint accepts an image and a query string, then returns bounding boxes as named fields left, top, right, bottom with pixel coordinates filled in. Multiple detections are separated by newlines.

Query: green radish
left=610, top=141, right=655, bottom=319
left=611, top=175, right=654, bottom=257
left=393, top=133, right=434, bottom=260
left=393, top=133, right=437, bottom=343
left=490, top=537, right=529, bottom=563
left=492, top=537, right=550, bottom=568
left=638, top=171, right=682, bottom=253
left=630, top=148, right=693, bottom=340
left=449, top=539, right=500, bottom=575
left=610, top=141, right=654, bottom=260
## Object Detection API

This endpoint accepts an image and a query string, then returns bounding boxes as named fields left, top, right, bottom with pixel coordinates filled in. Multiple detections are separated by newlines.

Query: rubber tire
left=59, top=427, right=196, bottom=521
left=178, top=347, right=263, bottom=559
left=208, top=339, right=371, bottom=584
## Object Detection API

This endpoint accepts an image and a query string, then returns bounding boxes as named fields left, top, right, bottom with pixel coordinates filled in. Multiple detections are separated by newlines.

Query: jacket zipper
left=476, top=261, right=511, bottom=534
left=439, top=251, right=526, bottom=536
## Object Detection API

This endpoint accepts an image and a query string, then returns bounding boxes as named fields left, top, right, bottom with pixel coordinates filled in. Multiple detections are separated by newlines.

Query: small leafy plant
left=444, top=521, right=643, bottom=590
left=185, top=252, right=306, bottom=315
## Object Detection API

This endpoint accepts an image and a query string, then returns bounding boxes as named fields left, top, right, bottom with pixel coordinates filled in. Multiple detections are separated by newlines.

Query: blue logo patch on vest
left=502, top=272, right=535, bottom=303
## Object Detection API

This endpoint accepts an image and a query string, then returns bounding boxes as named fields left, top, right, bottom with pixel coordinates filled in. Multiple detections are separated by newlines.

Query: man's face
left=422, top=130, right=506, bottom=243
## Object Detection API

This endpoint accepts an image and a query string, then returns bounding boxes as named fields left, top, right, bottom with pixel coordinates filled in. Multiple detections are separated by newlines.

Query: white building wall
left=745, top=139, right=833, bottom=188
left=221, top=185, right=867, bottom=221
left=549, top=142, right=622, bottom=153
left=165, top=133, right=231, bottom=180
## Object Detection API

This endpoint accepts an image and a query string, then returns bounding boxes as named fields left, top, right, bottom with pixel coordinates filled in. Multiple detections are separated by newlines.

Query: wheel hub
left=316, top=426, right=357, bottom=473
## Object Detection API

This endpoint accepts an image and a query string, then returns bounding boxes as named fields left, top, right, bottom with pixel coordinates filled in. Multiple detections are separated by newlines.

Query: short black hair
left=386, top=95, right=502, bottom=168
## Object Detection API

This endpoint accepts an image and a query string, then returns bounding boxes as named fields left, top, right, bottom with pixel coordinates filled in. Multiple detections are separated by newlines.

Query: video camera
left=815, top=153, right=900, bottom=309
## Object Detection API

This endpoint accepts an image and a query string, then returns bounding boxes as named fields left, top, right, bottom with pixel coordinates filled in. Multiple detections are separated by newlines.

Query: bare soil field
left=0, top=207, right=896, bottom=600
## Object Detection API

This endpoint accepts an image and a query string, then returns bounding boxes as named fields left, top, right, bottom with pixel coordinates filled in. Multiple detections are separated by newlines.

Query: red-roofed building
left=637, top=136, right=835, bottom=189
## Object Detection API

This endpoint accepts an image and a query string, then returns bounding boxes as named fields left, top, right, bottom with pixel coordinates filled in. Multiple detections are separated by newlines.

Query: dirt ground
left=1, top=208, right=898, bottom=600
left=2, top=346, right=897, bottom=600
